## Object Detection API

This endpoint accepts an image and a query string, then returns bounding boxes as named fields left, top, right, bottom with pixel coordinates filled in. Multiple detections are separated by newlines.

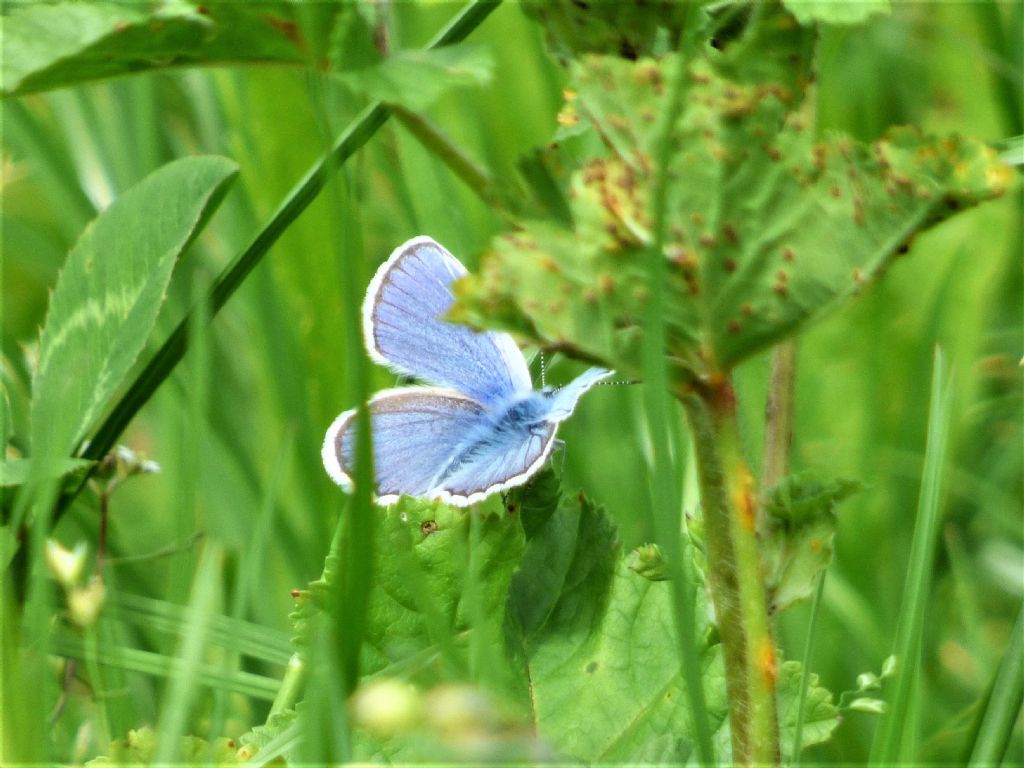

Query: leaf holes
left=420, top=520, right=439, bottom=536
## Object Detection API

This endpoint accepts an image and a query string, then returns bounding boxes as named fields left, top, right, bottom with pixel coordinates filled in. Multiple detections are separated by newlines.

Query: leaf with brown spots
left=453, top=4, right=1013, bottom=380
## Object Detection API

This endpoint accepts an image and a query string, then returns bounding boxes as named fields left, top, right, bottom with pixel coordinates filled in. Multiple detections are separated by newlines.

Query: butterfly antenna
left=540, top=349, right=548, bottom=388
left=596, top=378, right=640, bottom=387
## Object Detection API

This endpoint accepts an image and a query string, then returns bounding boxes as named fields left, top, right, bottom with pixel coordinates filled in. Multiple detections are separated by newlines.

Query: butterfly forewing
left=364, top=237, right=532, bottom=406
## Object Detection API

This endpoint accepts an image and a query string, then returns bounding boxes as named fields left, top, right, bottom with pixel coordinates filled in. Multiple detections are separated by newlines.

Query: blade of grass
left=106, top=592, right=292, bottom=665
left=870, top=346, right=954, bottom=764
left=965, top=603, right=1024, bottom=766
left=641, top=9, right=715, bottom=765
left=63, top=0, right=503, bottom=515
left=791, top=570, right=827, bottom=765
left=153, top=542, right=222, bottom=763
left=49, top=630, right=280, bottom=701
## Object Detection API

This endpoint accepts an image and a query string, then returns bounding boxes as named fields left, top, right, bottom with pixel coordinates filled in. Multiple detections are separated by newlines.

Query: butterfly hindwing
left=430, top=421, right=558, bottom=506
left=363, top=237, right=532, bottom=406
left=322, top=387, right=489, bottom=503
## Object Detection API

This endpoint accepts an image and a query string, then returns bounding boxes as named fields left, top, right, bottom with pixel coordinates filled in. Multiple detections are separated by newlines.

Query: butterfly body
left=322, top=236, right=612, bottom=506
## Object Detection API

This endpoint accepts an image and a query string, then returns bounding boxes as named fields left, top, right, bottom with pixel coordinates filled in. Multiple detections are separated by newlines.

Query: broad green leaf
left=336, top=44, right=494, bottom=112
left=762, top=472, right=861, bottom=613
left=451, top=6, right=1013, bottom=380
left=288, top=472, right=840, bottom=762
left=1, top=1, right=334, bottom=97
left=509, top=478, right=730, bottom=763
left=783, top=0, right=891, bottom=26
left=30, top=156, right=237, bottom=463
left=290, top=495, right=522, bottom=684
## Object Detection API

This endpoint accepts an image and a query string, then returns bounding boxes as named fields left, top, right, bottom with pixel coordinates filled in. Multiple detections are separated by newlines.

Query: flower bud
left=46, top=539, right=86, bottom=588
left=68, top=577, right=106, bottom=627
left=351, top=679, right=423, bottom=736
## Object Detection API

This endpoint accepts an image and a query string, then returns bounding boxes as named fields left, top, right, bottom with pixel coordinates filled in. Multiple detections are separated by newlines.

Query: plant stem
left=680, top=376, right=780, bottom=766
left=762, top=339, right=797, bottom=494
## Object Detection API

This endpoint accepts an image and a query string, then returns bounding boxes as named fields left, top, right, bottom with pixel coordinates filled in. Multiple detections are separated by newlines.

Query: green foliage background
left=2, top=0, right=1021, bottom=764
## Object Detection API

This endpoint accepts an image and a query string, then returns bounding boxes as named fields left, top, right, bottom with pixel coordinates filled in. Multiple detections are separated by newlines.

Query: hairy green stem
left=680, top=378, right=780, bottom=766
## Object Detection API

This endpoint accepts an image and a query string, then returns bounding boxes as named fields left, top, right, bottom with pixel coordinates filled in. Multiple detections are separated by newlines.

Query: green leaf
left=337, top=44, right=494, bottom=112
left=521, top=0, right=691, bottom=61
left=290, top=495, right=523, bottom=685
left=762, top=472, right=861, bottom=613
left=1, top=1, right=326, bottom=97
left=86, top=726, right=241, bottom=765
left=29, top=156, right=237, bottom=463
left=508, top=476, right=729, bottom=763
left=451, top=6, right=1014, bottom=380
left=288, top=470, right=839, bottom=762
left=783, top=0, right=891, bottom=26
left=776, top=660, right=840, bottom=759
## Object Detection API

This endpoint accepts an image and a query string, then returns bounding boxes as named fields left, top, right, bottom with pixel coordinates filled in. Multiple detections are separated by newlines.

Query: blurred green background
left=2, top=1, right=1021, bottom=763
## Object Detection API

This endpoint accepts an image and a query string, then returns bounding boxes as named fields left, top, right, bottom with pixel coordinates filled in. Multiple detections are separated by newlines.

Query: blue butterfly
left=321, top=236, right=612, bottom=506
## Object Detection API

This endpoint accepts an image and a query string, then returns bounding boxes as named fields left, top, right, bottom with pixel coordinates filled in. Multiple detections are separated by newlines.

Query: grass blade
left=870, top=346, right=954, bottom=764
left=50, top=632, right=280, bottom=702
left=792, top=571, right=827, bottom=764
left=966, top=603, right=1024, bottom=766
left=641, top=7, right=714, bottom=764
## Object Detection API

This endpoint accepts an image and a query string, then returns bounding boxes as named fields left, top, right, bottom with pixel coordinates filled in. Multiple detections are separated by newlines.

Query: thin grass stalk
left=153, top=542, right=222, bottom=763
left=791, top=570, right=826, bottom=765
left=65, top=0, right=503, bottom=515
left=300, top=44, right=369, bottom=757
left=680, top=378, right=779, bottom=766
left=48, top=633, right=281, bottom=701
left=966, top=603, right=1024, bottom=766
left=208, top=434, right=292, bottom=741
left=870, top=347, right=953, bottom=764
left=642, top=22, right=715, bottom=766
